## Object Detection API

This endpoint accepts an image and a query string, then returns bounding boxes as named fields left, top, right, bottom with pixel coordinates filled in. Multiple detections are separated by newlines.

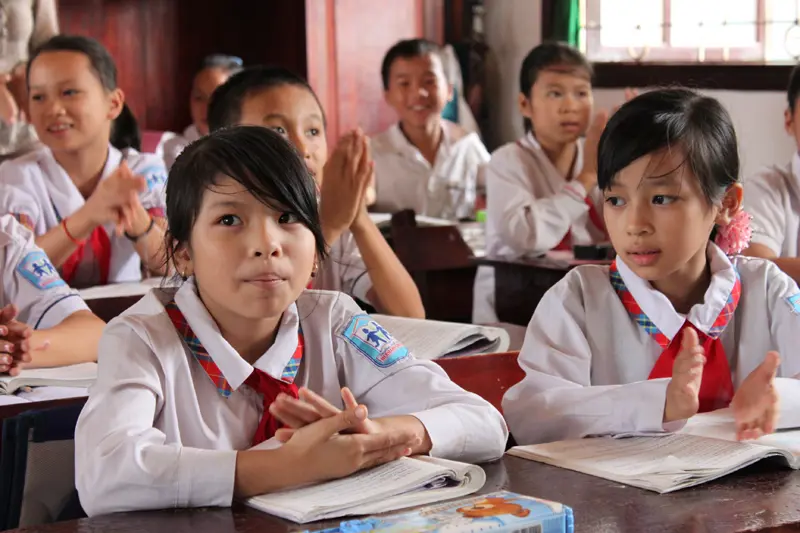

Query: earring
left=181, top=267, right=188, bottom=280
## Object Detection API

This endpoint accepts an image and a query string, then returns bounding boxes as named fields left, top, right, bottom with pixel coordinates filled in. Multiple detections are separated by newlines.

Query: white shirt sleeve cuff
left=775, top=377, right=800, bottom=429
left=749, top=233, right=781, bottom=256
left=350, top=272, right=373, bottom=305
left=178, top=448, right=238, bottom=508
left=627, top=378, right=672, bottom=434
left=410, top=407, right=467, bottom=459
left=34, top=293, right=89, bottom=329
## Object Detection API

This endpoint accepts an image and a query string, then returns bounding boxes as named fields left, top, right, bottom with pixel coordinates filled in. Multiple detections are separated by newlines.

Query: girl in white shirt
left=0, top=35, right=167, bottom=288
left=162, top=54, right=243, bottom=169
left=75, top=126, right=507, bottom=516
left=504, top=88, right=800, bottom=446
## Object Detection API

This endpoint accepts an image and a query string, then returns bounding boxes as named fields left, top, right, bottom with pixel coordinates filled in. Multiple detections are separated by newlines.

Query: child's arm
left=502, top=272, right=675, bottom=445
left=348, top=210, right=424, bottom=318
left=743, top=243, right=800, bottom=283
left=26, top=310, right=103, bottom=368
left=125, top=201, right=167, bottom=274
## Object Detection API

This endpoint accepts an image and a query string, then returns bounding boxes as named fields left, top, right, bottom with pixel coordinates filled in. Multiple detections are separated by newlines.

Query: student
left=0, top=214, right=103, bottom=372
left=0, top=35, right=168, bottom=289
left=207, top=66, right=424, bottom=318
left=162, top=54, right=243, bottom=169
left=473, top=43, right=609, bottom=324
left=74, top=126, right=508, bottom=516
left=743, top=63, right=800, bottom=282
left=503, top=89, right=800, bottom=446
left=371, top=39, right=490, bottom=221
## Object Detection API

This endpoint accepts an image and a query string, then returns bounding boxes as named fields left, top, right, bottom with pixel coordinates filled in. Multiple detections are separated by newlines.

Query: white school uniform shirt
left=503, top=243, right=800, bottom=445
left=162, top=124, right=201, bottom=169
left=744, top=152, right=800, bottom=257
left=0, top=144, right=168, bottom=286
left=472, top=133, right=605, bottom=324
left=75, top=281, right=507, bottom=516
left=0, top=215, right=88, bottom=328
left=312, top=230, right=373, bottom=305
left=371, top=121, right=490, bottom=221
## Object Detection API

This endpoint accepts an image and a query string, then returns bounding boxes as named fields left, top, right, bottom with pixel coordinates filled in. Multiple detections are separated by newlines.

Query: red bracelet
left=61, top=217, right=85, bottom=245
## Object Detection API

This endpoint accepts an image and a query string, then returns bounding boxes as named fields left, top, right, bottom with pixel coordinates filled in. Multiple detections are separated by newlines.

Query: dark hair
left=27, top=35, right=139, bottom=149
left=519, top=42, right=593, bottom=132
left=380, top=38, right=441, bottom=91
left=788, top=63, right=800, bottom=113
left=598, top=88, right=739, bottom=205
left=165, top=125, right=327, bottom=272
left=207, top=66, right=324, bottom=132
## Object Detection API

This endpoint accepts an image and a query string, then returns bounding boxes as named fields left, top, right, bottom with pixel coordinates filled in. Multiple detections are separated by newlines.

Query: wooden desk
left=85, top=295, right=142, bottom=323
left=10, top=456, right=800, bottom=532
left=0, top=397, right=86, bottom=422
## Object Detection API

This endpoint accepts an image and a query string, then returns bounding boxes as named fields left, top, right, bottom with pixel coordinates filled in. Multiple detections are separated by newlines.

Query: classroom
left=0, top=0, right=799, bottom=531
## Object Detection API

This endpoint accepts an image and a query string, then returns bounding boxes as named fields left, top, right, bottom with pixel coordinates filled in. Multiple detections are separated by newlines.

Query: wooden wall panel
left=57, top=0, right=306, bottom=133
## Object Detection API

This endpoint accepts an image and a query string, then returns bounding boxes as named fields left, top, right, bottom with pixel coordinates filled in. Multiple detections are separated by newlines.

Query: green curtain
left=549, top=0, right=581, bottom=47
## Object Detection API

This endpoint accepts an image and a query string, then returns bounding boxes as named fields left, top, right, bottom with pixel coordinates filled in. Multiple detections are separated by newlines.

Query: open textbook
left=78, top=277, right=166, bottom=300
left=244, top=456, right=485, bottom=524
left=507, top=409, right=800, bottom=494
left=0, top=363, right=97, bottom=395
left=371, top=314, right=510, bottom=359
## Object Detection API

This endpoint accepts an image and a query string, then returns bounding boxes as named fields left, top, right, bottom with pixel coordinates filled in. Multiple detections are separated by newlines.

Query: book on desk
left=0, top=363, right=96, bottom=396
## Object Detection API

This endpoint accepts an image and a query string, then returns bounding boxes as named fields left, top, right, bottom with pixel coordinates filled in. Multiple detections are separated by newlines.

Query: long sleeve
left=485, top=157, right=590, bottom=256
left=743, top=167, right=789, bottom=255
left=502, top=273, right=670, bottom=445
left=75, top=321, right=237, bottom=517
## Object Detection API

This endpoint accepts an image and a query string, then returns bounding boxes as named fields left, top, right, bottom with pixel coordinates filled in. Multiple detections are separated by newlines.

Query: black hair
left=518, top=42, right=593, bottom=133
left=207, top=66, right=324, bottom=132
left=165, top=125, right=327, bottom=272
left=27, top=35, right=139, bottom=150
left=380, top=38, right=441, bottom=91
left=788, top=62, right=800, bottom=113
left=597, top=88, right=739, bottom=206
left=200, top=54, right=244, bottom=75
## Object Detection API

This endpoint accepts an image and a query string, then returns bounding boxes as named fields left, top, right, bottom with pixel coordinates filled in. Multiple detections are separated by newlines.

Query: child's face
left=28, top=51, right=122, bottom=154
left=238, top=85, right=328, bottom=182
left=384, top=53, right=451, bottom=129
left=191, top=67, right=231, bottom=136
left=181, top=176, right=316, bottom=323
left=521, top=69, right=592, bottom=146
left=603, top=149, right=724, bottom=284
left=784, top=99, right=800, bottom=152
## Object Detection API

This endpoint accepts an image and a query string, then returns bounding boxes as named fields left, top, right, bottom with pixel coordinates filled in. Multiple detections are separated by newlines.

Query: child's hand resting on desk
left=663, top=328, right=705, bottom=423
left=731, top=352, right=781, bottom=441
left=0, top=304, right=47, bottom=376
left=271, top=387, right=432, bottom=455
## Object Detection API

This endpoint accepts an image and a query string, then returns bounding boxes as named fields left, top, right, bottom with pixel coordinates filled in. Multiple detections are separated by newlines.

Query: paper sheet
left=78, top=277, right=168, bottom=300
left=0, top=363, right=97, bottom=394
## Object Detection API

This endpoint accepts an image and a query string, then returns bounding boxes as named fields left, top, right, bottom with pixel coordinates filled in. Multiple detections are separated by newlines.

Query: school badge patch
left=342, top=314, right=408, bottom=368
left=787, top=293, right=800, bottom=314
left=16, top=251, right=64, bottom=290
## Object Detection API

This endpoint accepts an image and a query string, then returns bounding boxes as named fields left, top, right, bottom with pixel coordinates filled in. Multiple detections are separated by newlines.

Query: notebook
left=507, top=409, right=800, bottom=494
left=370, top=315, right=511, bottom=360
left=78, top=277, right=166, bottom=300
left=0, top=363, right=97, bottom=395
left=244, top=456, right=485, bottom=524
left=303, top=491, right=574, bottom=533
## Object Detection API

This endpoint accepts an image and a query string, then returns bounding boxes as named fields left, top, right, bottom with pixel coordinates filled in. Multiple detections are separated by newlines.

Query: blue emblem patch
left=138, top=165, right=167, bottom=190
left=787, top=293, right=800, bottom=314
left=342, top=314, right=408, bottom=368
left=16, top=251, right=64, bottom=290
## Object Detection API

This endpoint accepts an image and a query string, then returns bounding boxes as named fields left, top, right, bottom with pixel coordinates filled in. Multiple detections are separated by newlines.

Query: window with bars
left=581, top=0, right=800, bottom=63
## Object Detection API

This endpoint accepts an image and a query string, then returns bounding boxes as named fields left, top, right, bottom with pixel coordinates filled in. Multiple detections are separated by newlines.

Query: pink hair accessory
left=714, top=210, right=752, bottom=255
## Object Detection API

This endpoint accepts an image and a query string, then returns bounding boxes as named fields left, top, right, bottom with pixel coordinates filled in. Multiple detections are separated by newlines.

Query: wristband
left=125, top=216, right=155, bottom=242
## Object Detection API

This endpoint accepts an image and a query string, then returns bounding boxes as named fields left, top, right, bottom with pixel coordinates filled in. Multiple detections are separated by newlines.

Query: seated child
left=0, top=35, right=168, bottom=288
left=1, top=214, right=103, bottom=371
left=163, top=54, right=243, bottom=168
left=74, top=126, right=508, bottom=516
left=503, top=89, right=800, bottom=445
left=207, top=66, right=424, bottom=318
left=371, top=39, right=490, bottom=221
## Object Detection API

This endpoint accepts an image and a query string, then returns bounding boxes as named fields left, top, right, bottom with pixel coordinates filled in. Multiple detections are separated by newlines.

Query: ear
left=173, top=241, right=194, bottom=278
left=714, top=183, right=743, bottom=226
left=518, top=92, right=532, bottom=119
left=107, top=87, right=124, bottom=121
left=786, top=107, right=794, bottom=136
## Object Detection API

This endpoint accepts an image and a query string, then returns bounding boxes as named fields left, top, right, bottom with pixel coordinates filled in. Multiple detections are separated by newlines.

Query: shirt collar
left=615, top=242, right=737, bottom=341
left=521, top=132, right=584, bottom=181
left=173, top=278, right=303, bottom=396
left=386, top=122, right=453, bottom=164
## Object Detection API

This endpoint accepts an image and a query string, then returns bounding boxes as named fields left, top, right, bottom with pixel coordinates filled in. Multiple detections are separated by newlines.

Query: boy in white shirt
left=371, top=39, right=490, bottom=221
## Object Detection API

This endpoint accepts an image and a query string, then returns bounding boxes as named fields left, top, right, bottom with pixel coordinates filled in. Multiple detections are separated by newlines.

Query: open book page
left=244, top=456, right=485, bottom=523
left=681, top=408, right=800, bottom=456
left=371, top=314, right=510, bottom=360
left=509, top=433, right=791, bottom=493
left=0, top=363, right=97, bottom=395
left=78, top=277, right=169, bottom=300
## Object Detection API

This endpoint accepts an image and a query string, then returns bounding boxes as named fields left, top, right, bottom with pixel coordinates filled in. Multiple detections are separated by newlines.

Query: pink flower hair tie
left=714, top=210, right=752, bottom=255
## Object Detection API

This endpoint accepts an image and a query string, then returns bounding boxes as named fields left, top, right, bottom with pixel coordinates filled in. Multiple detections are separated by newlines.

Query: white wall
left=483, top=1, right=796, bottom=178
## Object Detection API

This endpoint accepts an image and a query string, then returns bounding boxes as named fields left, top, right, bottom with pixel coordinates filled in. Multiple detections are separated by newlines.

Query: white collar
left=615, top=242, right=737, bottom=341
left=385, top=121, right=454, bottom=162
left=173, top=278, right=302, bottom=391
left=520, top=132, right=584, bottom=182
